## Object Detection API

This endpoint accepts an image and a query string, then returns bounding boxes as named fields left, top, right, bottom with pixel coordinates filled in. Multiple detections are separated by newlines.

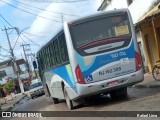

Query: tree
left=3, top=80, right=15, bottom=95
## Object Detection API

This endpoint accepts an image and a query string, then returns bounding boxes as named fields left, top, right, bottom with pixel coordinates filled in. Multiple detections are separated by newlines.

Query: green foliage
left=3, top=80, right=15, bottom=95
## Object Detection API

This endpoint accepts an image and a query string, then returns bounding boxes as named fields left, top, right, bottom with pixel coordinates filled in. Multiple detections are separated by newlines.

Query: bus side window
left=58, top=33, right=68, bottom=63
left=62, top=33, right=69, bottom=62
left=50, top=41, right=56, bottom=67
left=54, top=39, right=61, bottom=65
left=49, top=43, right=54, bottom=67
left=47, top=47, right=51, bottom=68
left=43, top=49, right=48, bottom=69
left=40, top=50, right=45, bottom=70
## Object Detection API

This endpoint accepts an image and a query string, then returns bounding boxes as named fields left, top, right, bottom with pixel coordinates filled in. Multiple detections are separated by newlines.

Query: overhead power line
left=17, top=0, right=88, bottom=3
left=1, top=26, right=25, bottom=93
left=11, top=0, right=79, bottom=17
left=0, top=54, right=10, bottom=58
left=0, top=14, right=14, bottom=27
left=20, top=33, right=40, bottom=47
left=19, top=35, right=27, bottom=44
left=0, top=0, right=62, bottom=23
left=0, top=46, right=10, bottom=53
left=13, top=35, right=20, bottom=50
left=23, top=32, right=46, bottom=37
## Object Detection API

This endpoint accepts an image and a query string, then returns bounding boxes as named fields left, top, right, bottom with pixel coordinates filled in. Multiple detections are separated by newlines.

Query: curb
left=134, top=84, right=160, bottom=89
left=2, top=94, right=27, bottom=111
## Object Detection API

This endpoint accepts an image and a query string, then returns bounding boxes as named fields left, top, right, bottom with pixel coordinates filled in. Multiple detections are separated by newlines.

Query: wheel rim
left=64, top=89, right=71, bottom=109
left=153, top=67, right=160, bottom=80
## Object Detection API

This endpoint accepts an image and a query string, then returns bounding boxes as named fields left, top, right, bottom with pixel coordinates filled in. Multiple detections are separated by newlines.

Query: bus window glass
left=69, top=14, right=131, bottom=48
left=58, top=33, right=69, bottom=63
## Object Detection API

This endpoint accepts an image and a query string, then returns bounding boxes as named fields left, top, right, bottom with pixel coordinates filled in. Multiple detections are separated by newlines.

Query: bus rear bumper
left=73, top=69, right=144, bottom=100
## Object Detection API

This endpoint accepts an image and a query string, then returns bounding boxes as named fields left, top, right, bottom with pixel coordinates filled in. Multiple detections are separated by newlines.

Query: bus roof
left=67, top=8, right=129, bottom=26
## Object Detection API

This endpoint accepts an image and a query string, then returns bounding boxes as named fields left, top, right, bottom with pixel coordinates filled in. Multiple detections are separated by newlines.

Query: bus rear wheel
left=52, top=97, right=59, bottom=104
left=64, top=87, right=74, bottom=110
left=110, top=87, right=128, bottom=99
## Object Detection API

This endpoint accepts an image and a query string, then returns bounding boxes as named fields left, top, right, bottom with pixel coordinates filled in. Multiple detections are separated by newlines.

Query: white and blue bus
left=37, top=9, right=144, bottom=110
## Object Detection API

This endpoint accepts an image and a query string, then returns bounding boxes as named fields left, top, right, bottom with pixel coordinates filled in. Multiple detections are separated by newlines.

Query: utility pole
left=16, top=28, right=31, bottom=76
left=20, top=43, right=30, bottom=75
left=1, top=26, right=24, bottom=93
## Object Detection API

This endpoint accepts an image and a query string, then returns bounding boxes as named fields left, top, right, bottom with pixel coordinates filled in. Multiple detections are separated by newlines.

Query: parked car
left=29, top=79, right=44, bottom=99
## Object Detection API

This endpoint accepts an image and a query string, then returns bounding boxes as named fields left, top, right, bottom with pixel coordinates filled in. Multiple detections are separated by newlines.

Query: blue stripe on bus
left=49, top=64, right=77, bottom=92
left=76, top=39, right=135, bottom=77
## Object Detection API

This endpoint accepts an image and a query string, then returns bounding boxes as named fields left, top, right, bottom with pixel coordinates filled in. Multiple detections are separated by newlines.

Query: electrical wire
left=0, top=14, right=14, bottom=27
left=13, top=35, right=20, bottom=50
left=0, top=0, right=62, bottom=23
left=0, top=46, right=10, bottom=53
left=17, top=0, right=88, bottom=3
left=0, top=54, right=10, bottom=58
left=20, top=33, right=40, bottom=47
left=11, top=0, right=79, bottom=17
left=22, top=32, right=46, bottom=37
left=19, top=35, right=27, bottom=44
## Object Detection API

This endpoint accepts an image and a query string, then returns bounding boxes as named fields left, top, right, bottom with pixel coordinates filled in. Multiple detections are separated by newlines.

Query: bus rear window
left=69, top=14, right=131, bottom=48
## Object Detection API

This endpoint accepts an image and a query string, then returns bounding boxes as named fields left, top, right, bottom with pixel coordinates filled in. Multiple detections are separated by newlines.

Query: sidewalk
left=134, top=73, right=160, bottom=88
left=1, top=93, right=26, bottom=111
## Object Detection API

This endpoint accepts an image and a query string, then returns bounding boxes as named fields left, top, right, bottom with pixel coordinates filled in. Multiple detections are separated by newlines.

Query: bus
left=37, top=9, right=144, bottom=110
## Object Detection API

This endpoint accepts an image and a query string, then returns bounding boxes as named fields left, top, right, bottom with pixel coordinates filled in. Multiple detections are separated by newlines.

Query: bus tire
left=52, top=97, right=59, bottom=104
left=64, top=86, right=74, bottom=110
left=110, top=87, right=128, bottom=99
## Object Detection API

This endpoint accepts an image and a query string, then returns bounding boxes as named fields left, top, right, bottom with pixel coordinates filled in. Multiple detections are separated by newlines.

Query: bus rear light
left=68, top=22, right=74, bottom=26
left=135, top=51, right=142, bottom=71
left=122, top=10, right=127, bottom=13
left=75, top=65, right=85, bottom=84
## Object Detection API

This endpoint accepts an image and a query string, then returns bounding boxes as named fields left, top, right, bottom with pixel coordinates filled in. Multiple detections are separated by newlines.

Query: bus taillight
left=135, top=51, right=142, bottom=71
left=68, top=22, right=74, bottom=27
left=75, top=65, right=85, bottom=84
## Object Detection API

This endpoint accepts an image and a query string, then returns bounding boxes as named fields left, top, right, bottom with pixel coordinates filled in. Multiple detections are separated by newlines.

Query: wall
left=140, top=16, right=160, bottom=72
left=103, top=0, right=157, bottom=24
left=0, top=66, right=16, bottom=78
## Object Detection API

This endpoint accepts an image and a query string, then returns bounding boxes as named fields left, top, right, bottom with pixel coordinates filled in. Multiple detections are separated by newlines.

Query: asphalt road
left=2, top=87, right=160, bottom=120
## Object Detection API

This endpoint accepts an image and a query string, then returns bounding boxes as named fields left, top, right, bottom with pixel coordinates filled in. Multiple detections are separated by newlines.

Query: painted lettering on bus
left=110, top=52, right=126, bottom=58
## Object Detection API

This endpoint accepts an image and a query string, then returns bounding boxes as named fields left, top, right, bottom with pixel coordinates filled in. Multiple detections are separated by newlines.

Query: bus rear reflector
left=75, top=65, right=85, bottom=84
left=135, top=51, right=142, bottom=71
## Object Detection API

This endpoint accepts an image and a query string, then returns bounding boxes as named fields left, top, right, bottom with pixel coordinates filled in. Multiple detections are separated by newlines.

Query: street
left=13, top=87, right=160, bottom=111
left=2, top=86, right=160, bottom=120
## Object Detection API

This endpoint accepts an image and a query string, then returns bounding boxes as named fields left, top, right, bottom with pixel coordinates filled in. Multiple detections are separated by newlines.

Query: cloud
left=26, top=0, right=97, bottom=52
left=0, top=0, right=101, bottom=61
left=0, top=0, right=12, bottom=7
left=12, top=0, right=51, bottom=28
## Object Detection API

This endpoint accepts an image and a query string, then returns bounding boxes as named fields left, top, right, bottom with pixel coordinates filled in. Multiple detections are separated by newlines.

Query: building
left=136, top=5, right=160, bottom=72
left=16, top=59, right=30, bottom=91
left=0, top=59, right=30, bottom=93
left=98, top=0, right=160, bottom=72
left=0, top=59, right=16, bottom=80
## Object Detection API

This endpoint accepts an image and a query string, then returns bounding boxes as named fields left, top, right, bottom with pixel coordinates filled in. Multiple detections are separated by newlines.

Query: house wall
left=139, top=16, right=160, bottom=72
left=154, top=17, right=160, bottom=53
left=101, top=0, right=157, bottom=23
left=0, top=66, right=16, bottom=78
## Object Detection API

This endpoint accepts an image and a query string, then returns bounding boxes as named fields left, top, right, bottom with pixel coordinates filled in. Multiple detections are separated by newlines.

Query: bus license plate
left=107, top=80, right=118, bottom=87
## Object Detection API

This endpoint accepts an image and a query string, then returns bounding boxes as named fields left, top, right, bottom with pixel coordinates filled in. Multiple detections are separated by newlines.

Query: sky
left=0, top=0, right=102, bottom=62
